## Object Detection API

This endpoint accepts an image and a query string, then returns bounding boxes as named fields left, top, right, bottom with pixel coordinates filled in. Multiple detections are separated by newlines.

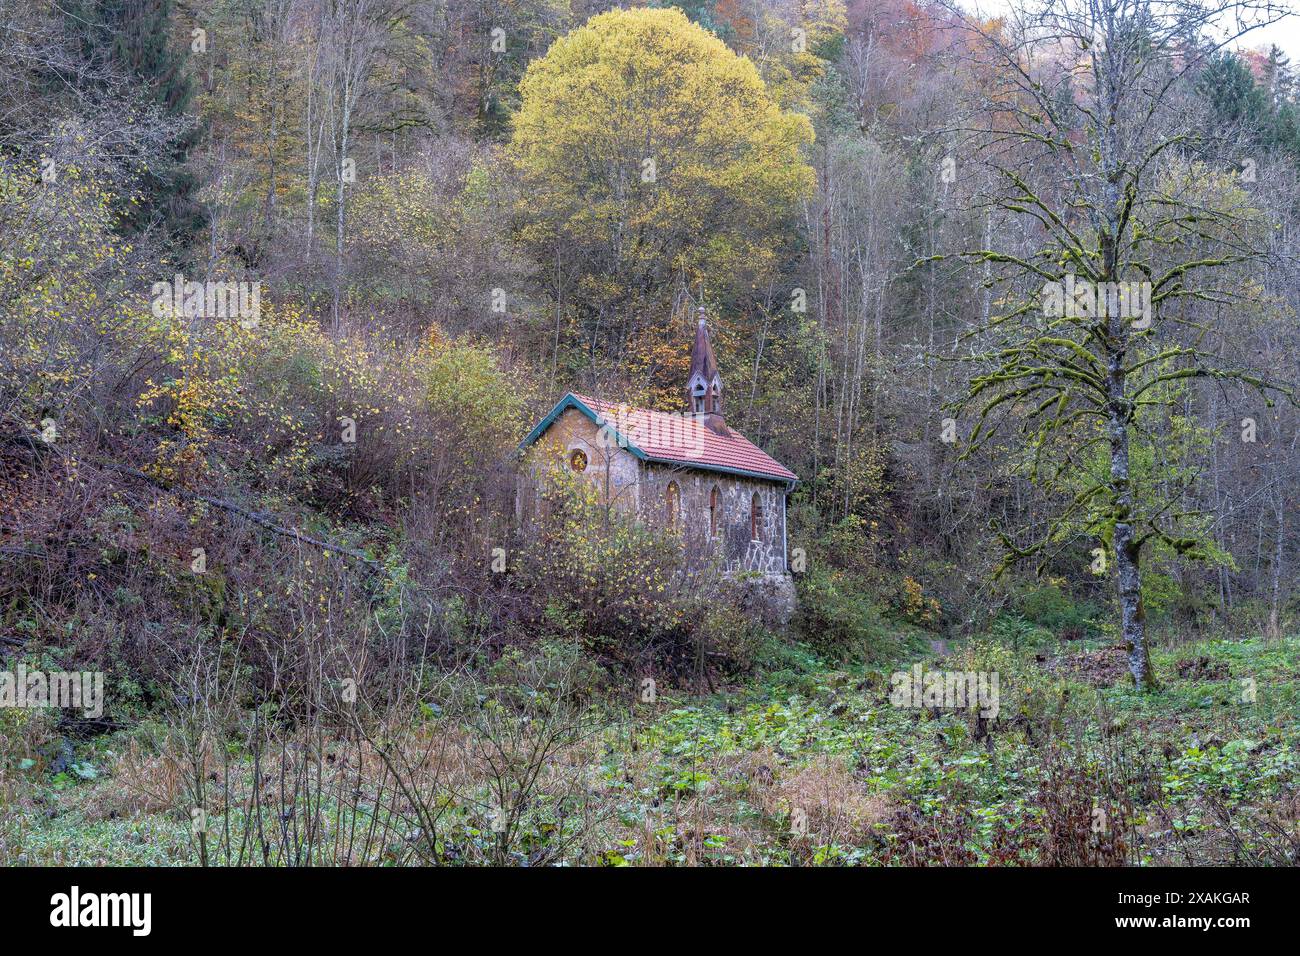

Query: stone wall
left=519, top=410, right=790, bottom=580
left=638, top=463, right=788, bottom=576
left=516, top=407, right=642, bottom=522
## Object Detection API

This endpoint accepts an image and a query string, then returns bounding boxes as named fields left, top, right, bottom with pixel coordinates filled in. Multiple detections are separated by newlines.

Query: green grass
left=4, top=632, right=1298, bottom=866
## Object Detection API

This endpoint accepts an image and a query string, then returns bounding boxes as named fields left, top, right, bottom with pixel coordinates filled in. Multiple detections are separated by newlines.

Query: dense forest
left=1, top=0, right=1298, bottom=868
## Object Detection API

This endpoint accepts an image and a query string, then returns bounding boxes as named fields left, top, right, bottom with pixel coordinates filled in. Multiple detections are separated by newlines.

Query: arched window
left=666, top=481, right=681, bottom=531
left=750, top=492, right=762, bottom=542
left=709, top=486, right=720, bottom=537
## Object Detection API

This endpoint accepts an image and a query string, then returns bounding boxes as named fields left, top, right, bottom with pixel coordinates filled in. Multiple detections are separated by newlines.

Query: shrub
left=989, top=612, right=1052, bottom=651
left=794, top=567, right=908, bottom=663
left=1019, top=583, right=1099, bottom=638
left=511, top=468, right=695, bottom=672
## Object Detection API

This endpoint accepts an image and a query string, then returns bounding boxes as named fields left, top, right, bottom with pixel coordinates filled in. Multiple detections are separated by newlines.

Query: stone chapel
left=518, top=309, right=798, bottom=607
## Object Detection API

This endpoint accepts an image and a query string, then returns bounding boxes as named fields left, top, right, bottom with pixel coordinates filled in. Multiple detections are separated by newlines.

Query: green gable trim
left=518, top=393, right=648, bottom=461
left=520, top=393, right=795, bottom=490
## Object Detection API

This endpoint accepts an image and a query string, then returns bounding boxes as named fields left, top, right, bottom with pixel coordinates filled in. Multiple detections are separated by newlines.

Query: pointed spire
left=687, top=305, right=725, bottom=433
left=689, top=307, right=718, bottom=386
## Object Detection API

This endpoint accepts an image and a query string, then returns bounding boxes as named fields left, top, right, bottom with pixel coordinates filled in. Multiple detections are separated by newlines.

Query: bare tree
left=323, top=0, right=385, bottom=329
left=939, top=0, right=1294, bottom=688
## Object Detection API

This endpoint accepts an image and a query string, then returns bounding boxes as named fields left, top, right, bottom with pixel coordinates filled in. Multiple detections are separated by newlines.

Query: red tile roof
left=564, top=393, right=797, bottom=484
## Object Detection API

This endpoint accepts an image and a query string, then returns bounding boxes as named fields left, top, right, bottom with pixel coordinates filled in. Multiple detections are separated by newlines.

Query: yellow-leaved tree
left=508, top=6, right=815, bottom=365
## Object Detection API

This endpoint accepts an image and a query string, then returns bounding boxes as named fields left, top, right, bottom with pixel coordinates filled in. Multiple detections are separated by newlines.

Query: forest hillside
left=1, top=0, right=1298, bottom=867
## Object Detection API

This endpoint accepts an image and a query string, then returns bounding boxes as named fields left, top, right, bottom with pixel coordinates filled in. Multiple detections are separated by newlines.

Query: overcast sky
left=960, top=1, right=1300, bottom=60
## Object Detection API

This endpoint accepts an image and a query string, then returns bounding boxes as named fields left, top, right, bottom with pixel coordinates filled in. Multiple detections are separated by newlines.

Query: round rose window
left=569, top=449, right=588, bottom=472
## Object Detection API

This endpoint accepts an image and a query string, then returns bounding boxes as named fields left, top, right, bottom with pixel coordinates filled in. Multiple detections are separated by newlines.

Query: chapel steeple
left=687, top=306, right=725, bottom=433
